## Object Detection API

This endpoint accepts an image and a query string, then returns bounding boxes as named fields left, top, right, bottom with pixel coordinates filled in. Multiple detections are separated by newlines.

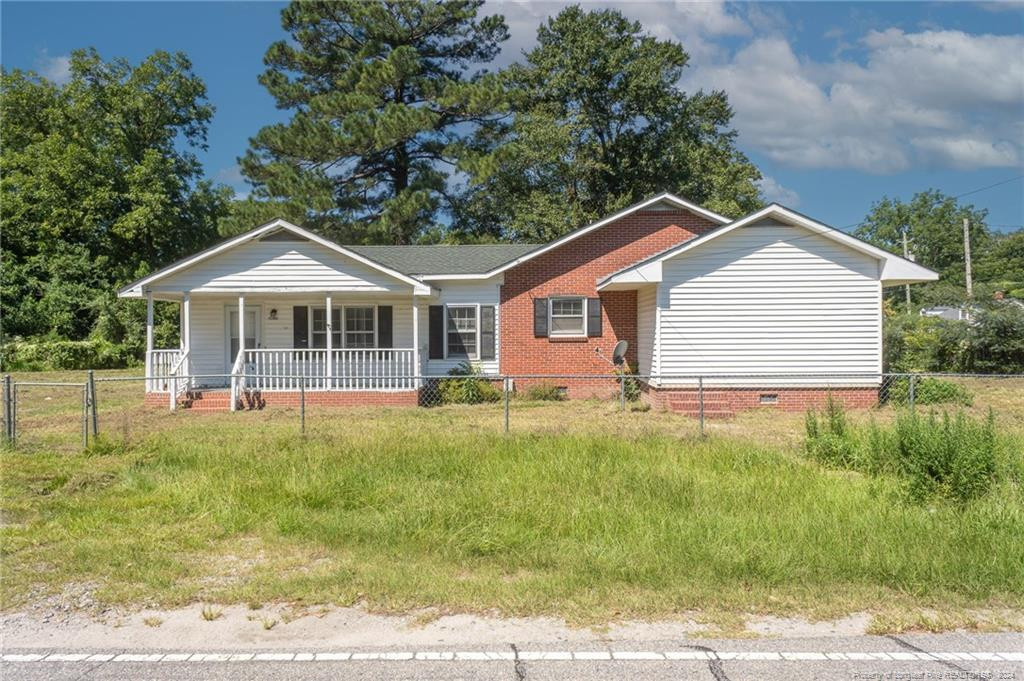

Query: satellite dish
left=611, top=340, right=628, bottom=365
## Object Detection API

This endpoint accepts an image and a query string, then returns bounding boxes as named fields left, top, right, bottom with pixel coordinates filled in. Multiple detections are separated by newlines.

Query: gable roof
left=597, top=203, right=939, bottom=290
left=346, top=244, right=540, bottom=277
left=469, top=192, right=730, bottom=280
left=117, top=219, right=434, bottom=298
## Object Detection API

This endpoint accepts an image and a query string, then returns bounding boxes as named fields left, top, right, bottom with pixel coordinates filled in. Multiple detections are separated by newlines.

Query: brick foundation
left=646, top=385, right=879, bottom=417
left=145, top=389, right=420, bottom=411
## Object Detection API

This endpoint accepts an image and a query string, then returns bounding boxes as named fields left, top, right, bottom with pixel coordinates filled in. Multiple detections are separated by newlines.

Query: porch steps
left=179, top=389, right=236, bottom=412
left=665, top=392, right=735, bottom=419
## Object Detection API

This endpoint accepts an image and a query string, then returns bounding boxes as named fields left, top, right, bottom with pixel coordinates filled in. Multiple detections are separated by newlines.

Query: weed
left=522, top=382, right=565, bottom=401
left=200, top=605, right=223, bottom=621
left=142, top=616, right=163, bottom=628
left=261, top=617, right=278, bottom=631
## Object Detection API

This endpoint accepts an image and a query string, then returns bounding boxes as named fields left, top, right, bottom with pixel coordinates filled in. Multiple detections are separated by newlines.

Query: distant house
left=920, top=305, right=973, bottom=321
left=118, top=194, right=938, bottom=414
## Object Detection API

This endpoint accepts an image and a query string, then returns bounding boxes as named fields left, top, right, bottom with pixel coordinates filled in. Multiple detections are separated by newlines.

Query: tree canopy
left=227, top=0, right=509, bottom=244
left=0, top=48, right=229, bottom=344
left=456, top=5, right=763, bottom=242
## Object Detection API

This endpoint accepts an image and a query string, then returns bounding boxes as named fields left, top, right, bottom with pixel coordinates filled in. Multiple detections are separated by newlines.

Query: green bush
left=805, top=398, right=1002, bottom=503
left=882, top=410, right=998, bottom=503
left=1, top=338, right=140, bottom=371
left=523, top=382, right=565, bottom=401
left=804, top=395, right=858, bottom=468
left=437, top=362, right=502, bottom=405
left=883, top=376, right=972, bottom=406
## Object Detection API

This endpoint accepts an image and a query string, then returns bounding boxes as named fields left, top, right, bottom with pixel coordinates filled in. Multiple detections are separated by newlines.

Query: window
left=311, top=308, right=341, bottom=348
left=549, top=297, right=586, bottom=336
left=446, top=305, right=477, bottom=359
left=344, top=306, right=375, bottom=348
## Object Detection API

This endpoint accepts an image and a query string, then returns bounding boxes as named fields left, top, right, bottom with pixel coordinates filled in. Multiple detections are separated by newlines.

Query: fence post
left=10, top=383, right=17, bottom=445
left=82, top=384, right=89, bottom=449
left=503, top=376, right=510, bottom=434
left=908, top=374, right=916, bottom=411
left=619, top=373, right=626, bottom=412
left=300, top=377, right=306, bottom=436
left=698, top=376, right=705, bottom=438
left=87, top=370, right=98, bottom=436
left=3, top=375, right=11, bottom=446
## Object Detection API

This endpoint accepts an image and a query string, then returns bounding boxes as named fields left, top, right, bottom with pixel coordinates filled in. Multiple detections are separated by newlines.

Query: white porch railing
left=167, top=350, right=191, bottom=410
left=146, top=349, right=184, bottom=392
left=241, top=348, right=416, bottom=391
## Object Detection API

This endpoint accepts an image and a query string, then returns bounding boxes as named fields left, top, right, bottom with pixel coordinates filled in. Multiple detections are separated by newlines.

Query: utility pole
left=902, top=228, right=913, bottom=314
left=963, top=217, right=973, bottom=298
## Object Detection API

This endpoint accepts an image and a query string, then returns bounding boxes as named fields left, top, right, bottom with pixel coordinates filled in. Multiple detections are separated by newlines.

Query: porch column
left=145, top=290, right=154, bottom=390
left=237, top=295, right=245, bottom=361
left=181, top=292, right=191, bottom=352
left=325, top=294, right=333, bottom=388
left=411, top=296, right=420, bottom=388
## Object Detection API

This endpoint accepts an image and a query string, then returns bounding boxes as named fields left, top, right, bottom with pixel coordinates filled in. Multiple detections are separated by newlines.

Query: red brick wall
left=646, top=386, right=879, bottom=414
left=499, top=208, right=719, bottom=376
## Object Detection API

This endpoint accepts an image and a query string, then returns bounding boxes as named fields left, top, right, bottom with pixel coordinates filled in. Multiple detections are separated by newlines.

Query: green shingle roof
left=345, top=244, right=540, bottom=276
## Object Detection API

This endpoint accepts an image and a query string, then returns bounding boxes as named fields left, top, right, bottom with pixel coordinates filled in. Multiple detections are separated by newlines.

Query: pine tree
left=237, top=0, right=508, bottom=244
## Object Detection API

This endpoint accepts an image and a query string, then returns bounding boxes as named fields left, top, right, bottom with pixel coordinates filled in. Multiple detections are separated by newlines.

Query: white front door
left=227, top=308, right=259, bottom=367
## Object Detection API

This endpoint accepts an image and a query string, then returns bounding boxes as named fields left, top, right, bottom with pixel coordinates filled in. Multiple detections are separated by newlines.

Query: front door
left=227, top=308, right=259, bottom=367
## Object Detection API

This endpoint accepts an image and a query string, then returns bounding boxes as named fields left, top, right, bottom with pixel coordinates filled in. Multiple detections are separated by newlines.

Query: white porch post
left=232, top=295, right=244, bottom=412
left=412, top=296, right=420, bottom=389
left=145, top=291, right=154, bottom=391
left=181, top=293, right=191, bottom=351
left=238, top=295, right=245, bottom=358
left=325, top=294, right=333, bottom=389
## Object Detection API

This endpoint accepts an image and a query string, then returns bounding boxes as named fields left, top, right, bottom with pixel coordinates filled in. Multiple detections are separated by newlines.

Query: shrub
left=616, top=365, right=642, bottom=402
left=804, top=395, right=858, bottom=468
left=884, top=410, right=998, bottom=502
left=437, top=362, right=502, bottom=405
left=1, top=338, right=140, bottom=371
left=805, top=398, right=1001, bottom=503
left=523, top=382, right=565, bottom=401
left=882, top=376, right=972, bottom=406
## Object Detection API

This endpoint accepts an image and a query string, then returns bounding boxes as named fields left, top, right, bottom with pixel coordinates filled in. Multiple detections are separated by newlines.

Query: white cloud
left=756, top=175, right=800, bottom=207
left=684, top=29, right=1024, bottom=173
left=36, top=50, right=71, bottom=85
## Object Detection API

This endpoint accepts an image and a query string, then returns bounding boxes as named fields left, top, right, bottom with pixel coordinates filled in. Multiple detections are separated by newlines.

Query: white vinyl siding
left=151, top=240, right=410, bottom=293
left=636, top=285, right=657, bottom=377
left=655, top=219, right=882, bottom=386
left=421, top=279, right=502, bottom=376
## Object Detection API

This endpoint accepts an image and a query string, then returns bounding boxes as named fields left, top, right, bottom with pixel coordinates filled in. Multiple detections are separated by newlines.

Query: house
left=118, top=193, right=938, bottom=414
left=920, top=305, right=973, bottom=321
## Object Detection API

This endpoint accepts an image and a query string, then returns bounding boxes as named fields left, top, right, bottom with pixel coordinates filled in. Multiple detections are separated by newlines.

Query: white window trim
left=443, top=303, right=480, bottom=360
left=307, top=304, right=378, bottom=349
left=343, top=305, right=377, bottom=349
left=548, top=296, right=587, bottom=338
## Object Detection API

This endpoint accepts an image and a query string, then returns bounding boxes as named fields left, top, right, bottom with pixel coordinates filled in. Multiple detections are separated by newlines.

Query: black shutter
left=480, top=306, right=496, bottom=360
left=587, top=297, right=602, bottom=337
left=377, top=306, right=393, bottom=348
left=428, top=305, right=444, bottom=359
left=533, top=298, right=548, bottom=337
left=293, top=306, right=309, bottom=348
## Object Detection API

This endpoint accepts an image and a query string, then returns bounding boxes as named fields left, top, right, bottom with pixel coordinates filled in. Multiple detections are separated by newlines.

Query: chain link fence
left=3, top=371, right=1022, bottom=452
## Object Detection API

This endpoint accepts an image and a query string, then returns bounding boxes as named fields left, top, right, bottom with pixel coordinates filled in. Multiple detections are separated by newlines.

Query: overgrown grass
left=806, top=398, right=1021, bottom=503
left=2, top=417, right=1022, bottom=624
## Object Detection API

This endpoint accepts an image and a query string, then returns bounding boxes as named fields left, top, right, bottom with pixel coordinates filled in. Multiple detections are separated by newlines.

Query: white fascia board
left=598, top=204, right=940, bottom=289
left=117, top=219, right=433, bottom=297
left=480, top=193, right=729, bottom=279
left=596, top=262, right=662, bottom=291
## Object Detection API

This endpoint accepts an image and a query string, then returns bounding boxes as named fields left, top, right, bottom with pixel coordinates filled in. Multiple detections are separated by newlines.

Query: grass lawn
left=1, top=371, right=1023, bottom=631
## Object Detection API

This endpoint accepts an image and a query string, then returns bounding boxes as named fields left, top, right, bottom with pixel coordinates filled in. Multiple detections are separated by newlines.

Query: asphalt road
left=3, top=632, right=1022, bottom=680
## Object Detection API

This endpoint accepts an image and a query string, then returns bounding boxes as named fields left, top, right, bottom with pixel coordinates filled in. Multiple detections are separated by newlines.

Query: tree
left=0, top=49, right=229, bottom=344
left=239, top=0, right=509, bottom=245
left=855, top=190, right=991, bottom=293
left=457, top=6, right=762, bottom=242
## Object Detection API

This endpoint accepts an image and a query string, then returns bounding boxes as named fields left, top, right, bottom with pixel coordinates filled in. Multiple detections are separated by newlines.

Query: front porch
left=143, top=292, right=425, bottom=410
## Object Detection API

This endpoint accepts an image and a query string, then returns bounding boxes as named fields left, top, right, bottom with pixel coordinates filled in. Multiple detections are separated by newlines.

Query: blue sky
left=2, top=1, right=1022, bottom=233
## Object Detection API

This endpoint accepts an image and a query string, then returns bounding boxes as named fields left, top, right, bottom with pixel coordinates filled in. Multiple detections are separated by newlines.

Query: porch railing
left=146, top=349, right=184, bottom=392
left=167, top=350, right=191, bottom=409
left=241, top=348, right=416, bottom=391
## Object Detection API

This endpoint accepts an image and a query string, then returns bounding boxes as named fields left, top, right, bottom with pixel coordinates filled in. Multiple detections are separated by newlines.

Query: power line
left=839, top=174, right=1024, bottom=231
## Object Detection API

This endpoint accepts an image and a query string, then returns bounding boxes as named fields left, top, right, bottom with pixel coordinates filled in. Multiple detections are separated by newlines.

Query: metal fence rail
left=2, top=371, right=1022, bottom=450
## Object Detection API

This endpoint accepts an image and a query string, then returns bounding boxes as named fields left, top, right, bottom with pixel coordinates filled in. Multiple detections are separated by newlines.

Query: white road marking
left=2, top=649, right=1019, bottom=663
